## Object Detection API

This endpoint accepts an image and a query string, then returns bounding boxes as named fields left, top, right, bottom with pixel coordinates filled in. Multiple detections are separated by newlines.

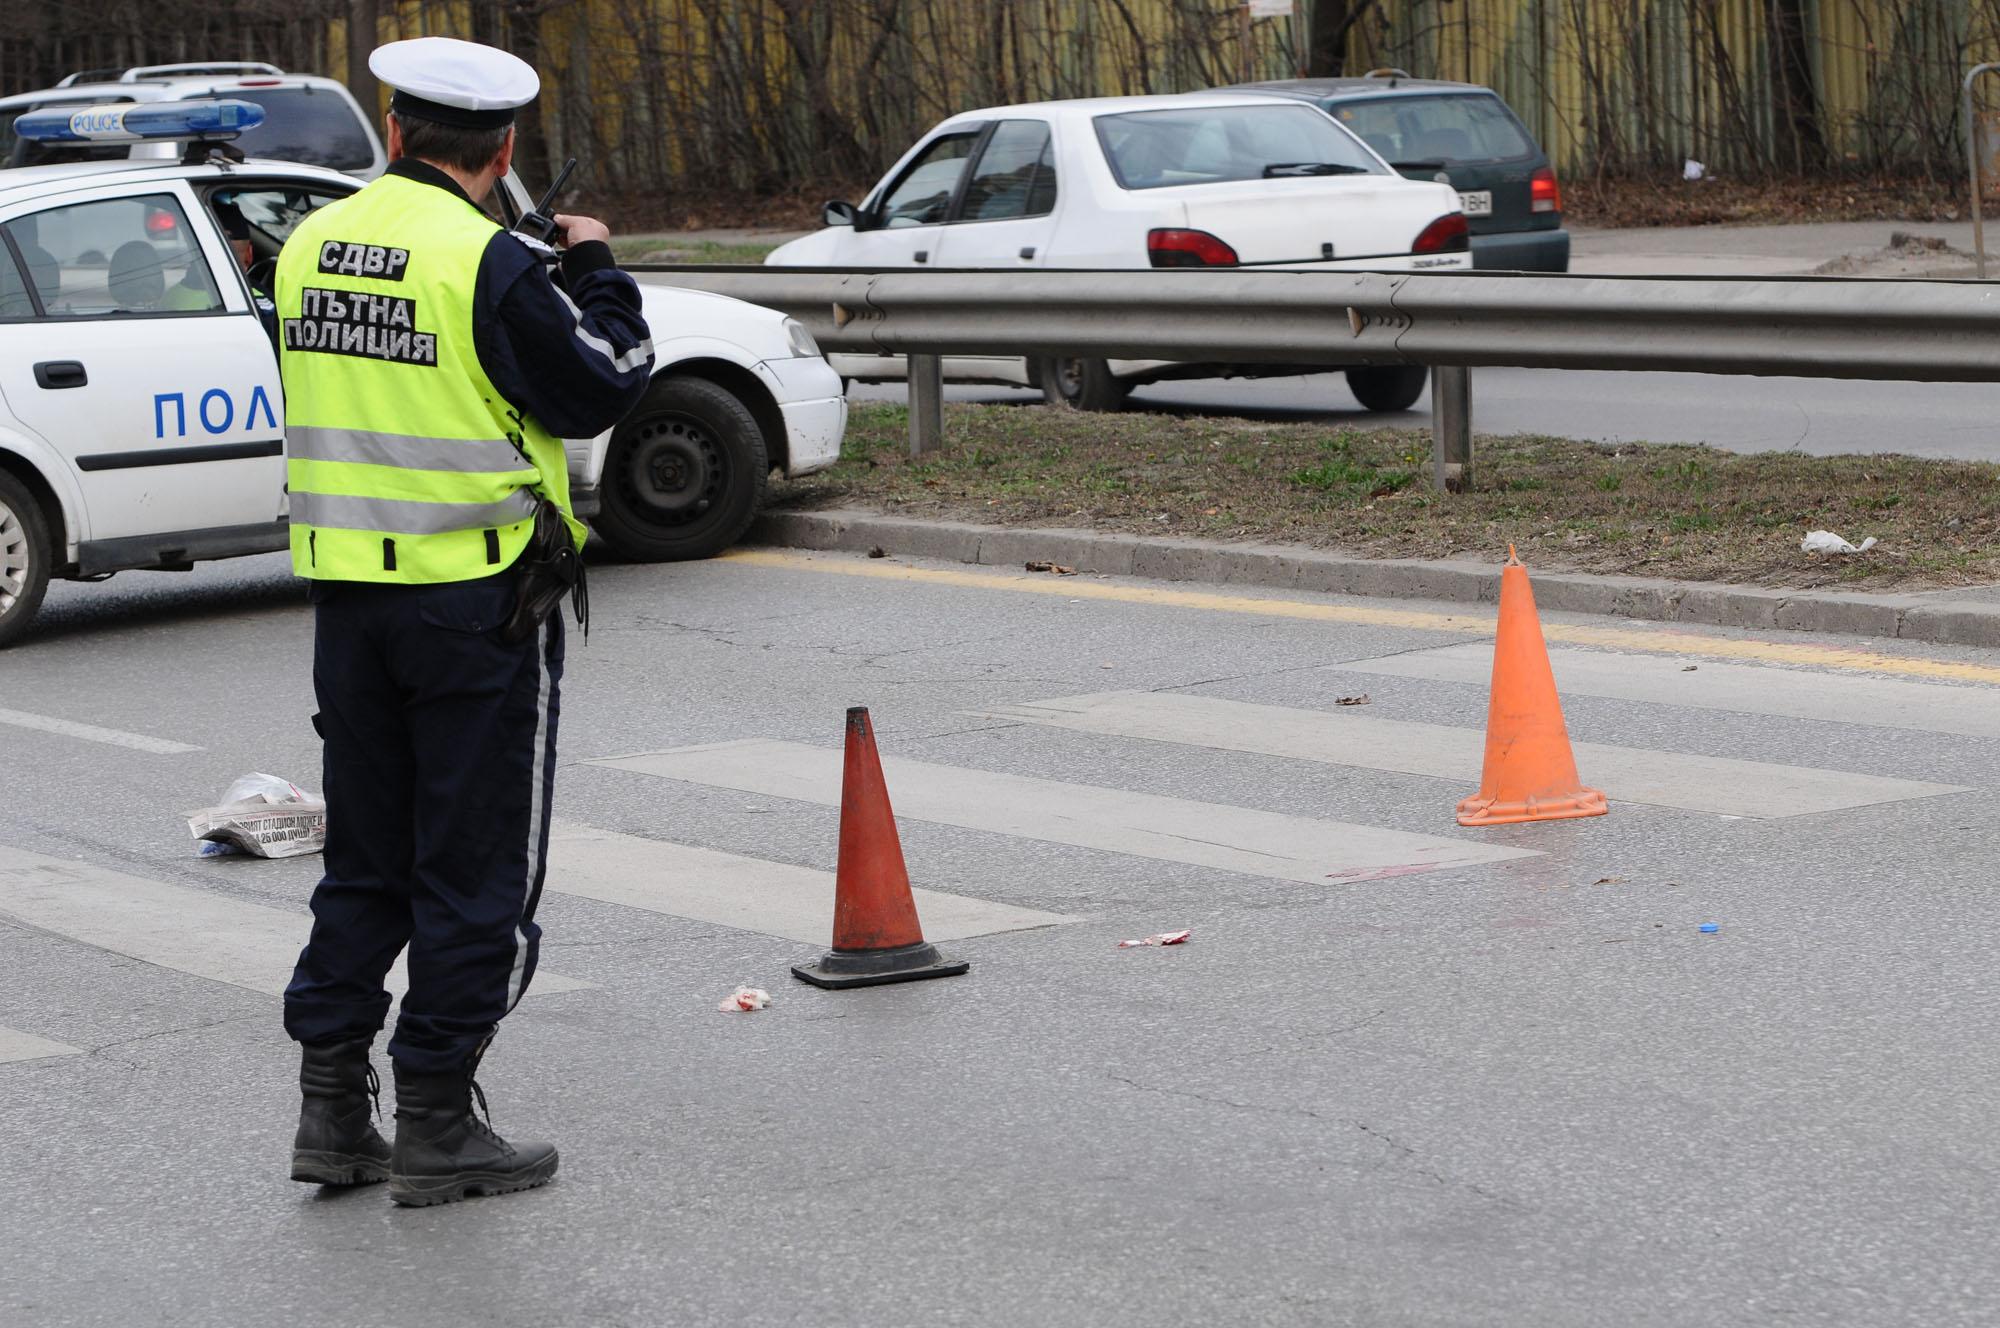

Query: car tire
left=1038, top=357, right=1130, bottom=412
left=1345, top=366, right=1429, bottom=413
left=590, top=375, right=769, bottom=562
left=0, top=468, right=52, bottom=650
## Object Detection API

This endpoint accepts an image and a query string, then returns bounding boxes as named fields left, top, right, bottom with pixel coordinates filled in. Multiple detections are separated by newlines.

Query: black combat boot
left=388, top=1058, right=559, bottom=1207
left=290, top=1038, right=392, bottom=1186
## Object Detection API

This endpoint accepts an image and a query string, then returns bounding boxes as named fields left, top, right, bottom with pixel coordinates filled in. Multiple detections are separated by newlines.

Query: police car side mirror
left=822, top=200, right=860, bottom=230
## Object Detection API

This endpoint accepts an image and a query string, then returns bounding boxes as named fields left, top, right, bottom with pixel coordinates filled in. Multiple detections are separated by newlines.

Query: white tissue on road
left=1801, top=530, right=1877, bottom=555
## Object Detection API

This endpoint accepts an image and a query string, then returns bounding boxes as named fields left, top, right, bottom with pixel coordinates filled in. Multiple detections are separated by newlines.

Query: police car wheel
left=1345, top=365, right=1428, bottom=413
left=0, top=469, right=52, bottom=649
left=1037, top=357, right=1129, bottom=413
left=593, top=376, right=769, bottom=562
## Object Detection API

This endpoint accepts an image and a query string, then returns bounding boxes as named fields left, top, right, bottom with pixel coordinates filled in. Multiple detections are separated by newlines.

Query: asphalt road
left=7, top=547, right=2000, bottom=1325
left=852, top=369, right=2000, bottom=459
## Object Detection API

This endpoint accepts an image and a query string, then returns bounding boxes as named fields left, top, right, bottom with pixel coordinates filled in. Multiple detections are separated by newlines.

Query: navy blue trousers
left=283, top=572, right=563, bottom=1074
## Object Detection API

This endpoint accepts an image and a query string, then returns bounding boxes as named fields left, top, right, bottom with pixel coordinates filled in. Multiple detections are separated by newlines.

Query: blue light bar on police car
left=13, top=99, right=266, bottom=144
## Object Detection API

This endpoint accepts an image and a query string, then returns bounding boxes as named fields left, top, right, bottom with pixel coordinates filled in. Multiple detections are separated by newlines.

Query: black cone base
left=792, top=939, right=970, bottom=990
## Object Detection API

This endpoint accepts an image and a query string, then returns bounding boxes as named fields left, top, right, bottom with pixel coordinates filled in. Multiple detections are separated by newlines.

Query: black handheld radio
left=513, top=157, right=578, bottom=246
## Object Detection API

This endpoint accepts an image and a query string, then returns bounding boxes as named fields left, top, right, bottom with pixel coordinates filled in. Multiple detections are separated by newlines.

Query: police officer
left=277, top=36, right=653, bottom=1206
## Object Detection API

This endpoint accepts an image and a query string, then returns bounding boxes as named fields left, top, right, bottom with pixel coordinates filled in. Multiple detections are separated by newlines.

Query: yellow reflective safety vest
left=277, top=172, right=580, bottom=584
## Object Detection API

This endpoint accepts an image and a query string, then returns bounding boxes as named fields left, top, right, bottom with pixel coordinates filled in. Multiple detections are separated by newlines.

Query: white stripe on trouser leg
left=505, top=614, right=555, bottom=1011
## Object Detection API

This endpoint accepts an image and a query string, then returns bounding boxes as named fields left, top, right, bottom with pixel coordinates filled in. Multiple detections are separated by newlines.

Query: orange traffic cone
left=1455, top=548, right=1609, bottom=827
left=793, top=707, right=970, bottom=989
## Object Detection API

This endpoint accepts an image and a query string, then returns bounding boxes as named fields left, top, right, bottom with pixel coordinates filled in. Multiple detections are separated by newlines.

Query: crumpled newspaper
left=1802, top=529, right=1877, bottom=555
left=1117, top=929, right=1192, bottom=948
left=717, top=986, right=771, bottom=1012
left=187, top=773, right=326, bottom=859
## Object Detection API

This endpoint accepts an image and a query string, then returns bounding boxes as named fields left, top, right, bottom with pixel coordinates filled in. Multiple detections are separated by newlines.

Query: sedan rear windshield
left=1095, top=104, right=1385, bottom=190
left=1326, top=94, right=1537, bottom=167
left=227, top=87, right=374, bottom=172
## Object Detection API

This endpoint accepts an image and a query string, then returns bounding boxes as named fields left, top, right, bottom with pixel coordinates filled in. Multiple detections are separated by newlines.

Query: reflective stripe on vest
left=288, top=425, right=532, bottom=474
left=277, top=173, right=577, bottom=584
left=289, top=488, right=539, bottom=536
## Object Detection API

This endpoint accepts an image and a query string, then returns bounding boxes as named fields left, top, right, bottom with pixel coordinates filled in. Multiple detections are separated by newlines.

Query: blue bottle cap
left=1698, top=922, right=1720, bottom=933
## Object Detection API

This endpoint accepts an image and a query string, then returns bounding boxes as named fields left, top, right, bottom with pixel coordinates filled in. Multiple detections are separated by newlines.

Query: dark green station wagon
left=1229, top=73, right=1569, bottom=273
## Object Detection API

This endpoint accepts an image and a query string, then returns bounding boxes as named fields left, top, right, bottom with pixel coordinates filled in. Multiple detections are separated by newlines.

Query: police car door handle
left=33, top=361, right=87, bottom=390
left=913, top=250, right=929, bottom=264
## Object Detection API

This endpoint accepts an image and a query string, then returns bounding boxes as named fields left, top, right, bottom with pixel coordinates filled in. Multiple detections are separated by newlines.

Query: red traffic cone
left=792, top=707, right=969, bottom=989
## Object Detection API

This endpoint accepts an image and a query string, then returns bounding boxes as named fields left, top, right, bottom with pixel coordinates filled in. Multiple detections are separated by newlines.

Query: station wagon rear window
left=228, top=88, right=374, bottom=172
left=1094, top=104, right=1384, bottom=190
left=1329, top=94, right=1536, bottom=166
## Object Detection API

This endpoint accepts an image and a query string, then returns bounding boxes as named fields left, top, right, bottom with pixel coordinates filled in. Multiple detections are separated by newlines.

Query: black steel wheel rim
left=614, top=412, right=728, bottom=530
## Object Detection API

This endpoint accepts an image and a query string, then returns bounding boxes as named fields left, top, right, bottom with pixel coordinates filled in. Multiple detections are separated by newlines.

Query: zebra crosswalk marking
left=0, top=847, right=592, bottom=999
left=589, top=741, right=1537, bottom=883
left=546, top=820, right=1072, bottom=944
left=1335, top=644, right=2000, bottom=741
left=0, top=1027, right=82, bottom=1065
left=983, top=692, right=1968, bottom=819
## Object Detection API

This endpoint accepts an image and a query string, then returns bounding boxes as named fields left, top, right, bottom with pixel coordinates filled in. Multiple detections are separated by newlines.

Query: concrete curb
left=747, top=509, right=2000, bottom=648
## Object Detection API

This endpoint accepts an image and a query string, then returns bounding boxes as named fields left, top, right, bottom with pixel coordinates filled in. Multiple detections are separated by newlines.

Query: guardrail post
left=908, top=353, right=944, bottom=457
left=1965, top=63, right=2000, bottom=278
left=1430, top=365, right=1472, bottom=492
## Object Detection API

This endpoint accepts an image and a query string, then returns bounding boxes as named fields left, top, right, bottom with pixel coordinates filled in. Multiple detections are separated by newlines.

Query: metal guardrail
left=630, top=265, right=2000, bottom=489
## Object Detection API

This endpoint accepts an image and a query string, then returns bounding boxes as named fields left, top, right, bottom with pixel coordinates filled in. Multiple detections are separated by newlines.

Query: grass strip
left=767, top=402, right=2000, bottom=590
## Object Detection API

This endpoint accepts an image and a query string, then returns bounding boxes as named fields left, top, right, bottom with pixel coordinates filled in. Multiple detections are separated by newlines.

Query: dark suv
left=1228, top=73, right=1568, bottom=272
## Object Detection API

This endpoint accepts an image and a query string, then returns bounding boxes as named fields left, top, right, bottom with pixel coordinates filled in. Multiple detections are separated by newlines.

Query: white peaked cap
left=369, top=37, right=539, bottom=122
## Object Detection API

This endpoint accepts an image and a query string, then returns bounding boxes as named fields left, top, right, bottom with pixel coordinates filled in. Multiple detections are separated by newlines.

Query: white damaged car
left=769, top=91, right=1468, bottom=413
left=0, top=102, right=847, bottom=646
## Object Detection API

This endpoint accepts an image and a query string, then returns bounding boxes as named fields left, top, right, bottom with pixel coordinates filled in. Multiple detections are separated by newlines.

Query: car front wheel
left=591, top=375, right=769, bottom=562
left=1038, top=357, right=1130, bottom=412
left=0, top=468, right=52, bottom=649
left=1345, top=366, right=1428, bottom=413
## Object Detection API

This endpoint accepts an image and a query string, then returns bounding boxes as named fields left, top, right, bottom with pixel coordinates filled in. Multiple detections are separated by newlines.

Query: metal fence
left=630, top=264, right=2000, bottom=490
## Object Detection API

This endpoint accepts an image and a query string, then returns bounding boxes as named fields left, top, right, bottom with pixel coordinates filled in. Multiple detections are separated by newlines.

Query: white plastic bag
left=1801, top=529, right=1878, bottom=555
left=187, top=773, right=327, bottom=859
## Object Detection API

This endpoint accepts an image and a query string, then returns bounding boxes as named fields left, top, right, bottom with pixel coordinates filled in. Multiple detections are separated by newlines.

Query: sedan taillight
left=1531, top=167, right=1562, bottom=214
left=1411, top=213, right=1469, bottom=254
left=1147, top=228, right=1239, bottom=268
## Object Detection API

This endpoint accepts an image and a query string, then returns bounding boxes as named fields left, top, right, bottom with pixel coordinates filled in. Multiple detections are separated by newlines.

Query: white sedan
left=0, top=103, right=846, bottom=647
left=767, top=91, right=1468, bottom=412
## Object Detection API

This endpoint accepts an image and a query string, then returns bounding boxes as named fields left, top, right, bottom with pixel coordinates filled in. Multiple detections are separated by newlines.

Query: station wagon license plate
left=1458, top=190, right=1494, bottom=217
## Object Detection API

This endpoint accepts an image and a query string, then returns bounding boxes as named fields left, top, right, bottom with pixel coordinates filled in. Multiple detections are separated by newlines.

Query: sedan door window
left=956, top=120, right=1057, bottom=222
left=4, top=194, right=222, bottom=317
left=0, top=234, right=31, bottom=318
left=875, top=133, right=980, bottom=227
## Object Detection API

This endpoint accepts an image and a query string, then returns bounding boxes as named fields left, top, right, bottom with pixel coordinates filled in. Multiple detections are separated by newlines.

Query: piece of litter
left=1025, top=560, right=1077, bottom=575
left=1333, top=694, right=1371, bottom=706
left=1698, top=923, right=1720, bottom=934
left=1681, top=665, right=1698, bottom=673
left=718, top=987, right=771, bottom=1012
left=1117, top=929, right=1192, bottom=948
left=1100, top=662, right=1115, bottom=669
left=867, top=546, right=888, bottom=559
left=1683, top=158, right=1705, bottom=181
left=1592, top=876, right=1626, bottom=885
left=187, top=772, right=326, bottom=859
left=1801, top=529, right=1878, bottom=555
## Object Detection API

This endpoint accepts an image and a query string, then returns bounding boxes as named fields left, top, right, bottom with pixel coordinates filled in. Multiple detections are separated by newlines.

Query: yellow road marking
left=721, top=549, right=2000, bottom=686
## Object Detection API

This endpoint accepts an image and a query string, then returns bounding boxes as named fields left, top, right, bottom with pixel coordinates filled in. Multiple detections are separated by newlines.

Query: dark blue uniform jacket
left=386, top=158, right=654, bottom=440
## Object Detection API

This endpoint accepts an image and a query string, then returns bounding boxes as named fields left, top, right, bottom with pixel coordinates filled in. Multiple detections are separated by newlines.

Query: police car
left=0, top=101, right=848, bottom=647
